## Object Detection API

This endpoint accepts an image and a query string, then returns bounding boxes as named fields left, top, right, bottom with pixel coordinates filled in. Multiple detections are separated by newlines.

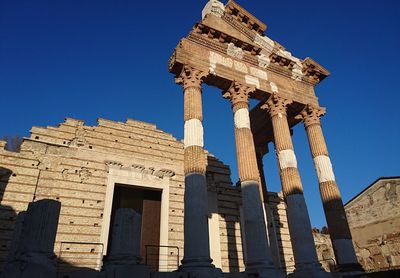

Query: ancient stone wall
left=266, top=192, right=295, bottom=273
left=313, top=232, right=335, bottom=272
left=345, top=177, right=400, bottom=271
left=0, top=118, right=185, bottom=272
left=0, top=118, right=293, bottom=274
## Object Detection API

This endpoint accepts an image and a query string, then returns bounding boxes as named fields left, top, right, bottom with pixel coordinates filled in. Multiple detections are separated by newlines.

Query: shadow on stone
left=2, top=199, right=61, bottom=278
left=0, top=167, right=18, bottom=272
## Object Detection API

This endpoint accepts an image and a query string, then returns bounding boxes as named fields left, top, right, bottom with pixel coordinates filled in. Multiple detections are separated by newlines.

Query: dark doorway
left=108, top=184, right=162, bottom=271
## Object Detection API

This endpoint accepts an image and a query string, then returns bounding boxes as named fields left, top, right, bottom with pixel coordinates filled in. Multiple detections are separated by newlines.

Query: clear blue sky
left=1, top=0, right=399, bottom=228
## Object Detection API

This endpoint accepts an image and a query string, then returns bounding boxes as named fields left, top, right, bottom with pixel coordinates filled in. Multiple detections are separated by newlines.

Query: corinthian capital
left=175, top=65, right=208, bottom=90
left=261, top=94, right=292, bottom=117
left=223, top=81, right=255, bottom=111
left=296, top=105, right=326, bottom=127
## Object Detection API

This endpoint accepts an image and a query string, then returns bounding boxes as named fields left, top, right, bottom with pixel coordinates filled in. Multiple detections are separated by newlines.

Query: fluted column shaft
left=299, top=105, right=361, bottom=271
left=224, top=82, right=282, bottom=277
left=176, top=66, right=212, bottom=267
left=262, top=95, right=327, bottom=277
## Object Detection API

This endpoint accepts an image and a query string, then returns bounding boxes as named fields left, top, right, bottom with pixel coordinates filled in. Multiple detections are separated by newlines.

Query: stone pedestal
left=103, top=208, right=150, bottom=278
left=3, top=199, right=61, bottom=278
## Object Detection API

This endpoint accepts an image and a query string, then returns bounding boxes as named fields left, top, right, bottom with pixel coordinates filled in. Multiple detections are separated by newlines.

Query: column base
left=3, top=252, right=57, bottom=278
left=105, top=264, right=151, bottom=278
left=180, top=257, right=215, bottom=269
left=336, top=263, right=364, bottom=273
left=103, top=254, right=142, bottom=266
left=245, top=261, right=285, bottom=278
left=288, top=262, right=331, bottom=278
left=179, top=259, right=223, bottom=278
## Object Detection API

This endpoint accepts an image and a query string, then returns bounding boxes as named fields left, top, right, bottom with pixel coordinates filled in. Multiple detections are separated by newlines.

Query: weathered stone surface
left=313, top=233, right=335, bottom=272
left=345, top=177, right=400, bottom=272
left=0, top=118, right=274, bottom=275
left=108, top=208, right=142, bottom=261
left=2, top=199, right=61, bottom=278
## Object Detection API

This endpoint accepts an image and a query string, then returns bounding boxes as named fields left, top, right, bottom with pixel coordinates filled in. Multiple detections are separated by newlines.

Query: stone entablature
left=169, top=2, right=331, bottom=150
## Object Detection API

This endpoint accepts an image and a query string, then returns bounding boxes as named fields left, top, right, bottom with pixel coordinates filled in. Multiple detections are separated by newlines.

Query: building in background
left=345, top=177, right=400, bottom=272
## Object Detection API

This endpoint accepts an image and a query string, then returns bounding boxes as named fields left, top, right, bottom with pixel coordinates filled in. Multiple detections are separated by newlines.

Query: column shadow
left=267, top=194, right=288, bottom=272
left=206, top=155, right=241, bottom=273
left=0, top=166, right=17, bottom=271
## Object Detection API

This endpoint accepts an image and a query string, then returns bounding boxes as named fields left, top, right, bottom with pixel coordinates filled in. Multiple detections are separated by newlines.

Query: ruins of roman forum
left=169, top=0, right=364, bottom=276
left=0, top=1, right=371, bottom=278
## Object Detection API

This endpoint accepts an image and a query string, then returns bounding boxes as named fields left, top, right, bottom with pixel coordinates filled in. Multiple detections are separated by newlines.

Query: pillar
left=103, top=208, right=150, bottom=278
left=261, top=94, right=328, bottom=278
left=3, top=199, right=61, bottom=278
left=175, top=65, right=214, bottom=269
left=223, top=82, right=283, bottom=278
left=107, top=208, right=142, bottom=263
left=298, top=105, right=362, bottom=272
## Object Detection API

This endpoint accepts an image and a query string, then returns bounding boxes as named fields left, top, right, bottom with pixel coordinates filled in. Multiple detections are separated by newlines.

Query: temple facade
left=168, top=0, right=361, bottom=276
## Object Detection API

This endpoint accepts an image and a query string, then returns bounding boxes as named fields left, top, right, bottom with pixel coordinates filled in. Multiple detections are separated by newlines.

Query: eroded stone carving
left=227, top=43, right=244, bottom=59
left=202, top=0, right=225, bottom=19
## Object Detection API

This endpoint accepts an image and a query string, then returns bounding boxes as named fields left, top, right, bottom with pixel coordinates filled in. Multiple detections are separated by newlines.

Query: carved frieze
left=224, top=0, right=267, bottom=34
left=192, top=23, right=261, bottom=56
left=227, top=43, right=244, bottom=59
left=221, top=13, right=256, bottom=42
left=105, top=160, right=175, bottom=179
left=302, top=57, right=330, bottom=84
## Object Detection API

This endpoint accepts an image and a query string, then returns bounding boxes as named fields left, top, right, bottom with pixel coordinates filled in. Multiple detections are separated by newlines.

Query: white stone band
left=278, top=149, right=297, bottom=169
left=314, top=155, right=335, bottom=182
left=202, top=0, right=225, bottom=19
left=270, top=82, right=278, bottom=93
left=332, top=239, right=358, bottom=264
left=245, top=75, right=260, bottom=88
left=184, top=119, right=204, bottom=148
left=234, top=108, right=250, bottom=129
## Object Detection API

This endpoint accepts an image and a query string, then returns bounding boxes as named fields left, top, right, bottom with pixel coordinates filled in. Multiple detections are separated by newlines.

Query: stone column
left=175, top=65, right=213, bottom=269
left=3, top=199, right=61, bottom=278
left=298, top=105, right=362, bottom=271
left=223, top=82, right=283, bottom=278
left=103, top=208, right=150, bottom=278
left=261, top=94, right=328, bottom=278
left=108, top=208, right=142, bottom=263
